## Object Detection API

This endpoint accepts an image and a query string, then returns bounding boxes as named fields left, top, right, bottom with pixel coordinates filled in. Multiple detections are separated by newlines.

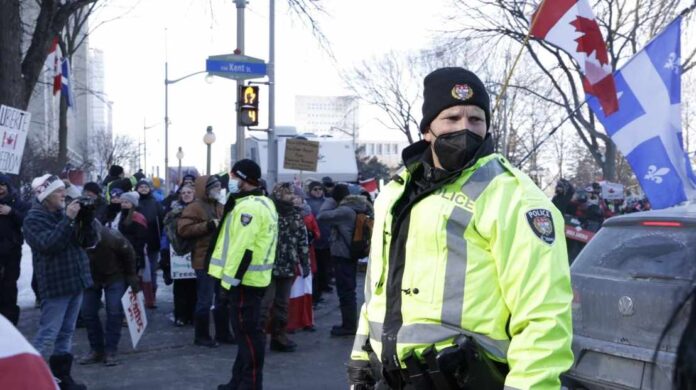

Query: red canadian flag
left=530, top=0, right=619, bottom=115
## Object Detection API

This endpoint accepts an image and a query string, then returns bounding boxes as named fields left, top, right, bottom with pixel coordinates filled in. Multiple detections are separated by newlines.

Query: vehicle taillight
left=641, top=221, right=683, bottom=227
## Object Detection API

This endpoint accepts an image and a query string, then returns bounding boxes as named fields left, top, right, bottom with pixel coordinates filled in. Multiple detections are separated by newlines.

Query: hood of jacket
left=339, top=195, right=372, bottom=214
left=194, top=175, right=214, bottom=201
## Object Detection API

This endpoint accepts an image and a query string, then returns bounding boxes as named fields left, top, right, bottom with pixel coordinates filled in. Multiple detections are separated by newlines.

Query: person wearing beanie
left=346, top=67, right=573, bottom=389
left=80, top=182, right=109, bottom=225
left=317, top=184, right=372, bottom=338
left=305, top=180, right=333, bottom=304
left=102, top=165, right=125, bottom=192
left=0, top=173, right=29, bottom=326
left=23, top=174, right=99, bottom=389
left=177, top=175, right=233, bottom=347
left=135, top=180, right=165, bottom=308
left=208, top=159, right=278, bottom=389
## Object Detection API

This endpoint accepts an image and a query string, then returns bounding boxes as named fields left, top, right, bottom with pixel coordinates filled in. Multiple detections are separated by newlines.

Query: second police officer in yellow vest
left=208, top=159, right=278, bottom=390
left=347, top=68, right=574, bottom=390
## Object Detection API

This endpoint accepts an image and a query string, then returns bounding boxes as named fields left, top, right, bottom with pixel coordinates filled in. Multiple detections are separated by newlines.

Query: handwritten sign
left=283, top=139, right=320, bottom=172
left=121, top=286, right=147, bottom=348
left=170, top=248, right=196, bottom=279
left=0, top=105, right=31, bottom=175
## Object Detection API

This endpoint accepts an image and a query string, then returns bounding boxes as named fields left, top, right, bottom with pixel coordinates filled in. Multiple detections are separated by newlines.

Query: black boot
left=213, top=307, right=236, bottom=344
left=49, top=354, right=87, bottom=390
left=331, top=305, right=357, bottom=337
left=194, top=313, right=219, bottom=348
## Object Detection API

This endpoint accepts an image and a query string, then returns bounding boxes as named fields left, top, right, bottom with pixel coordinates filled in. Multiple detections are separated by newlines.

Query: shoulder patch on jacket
left=240, top=213, right=253, bottom=226
left=525, top=208, right=555, bottom=245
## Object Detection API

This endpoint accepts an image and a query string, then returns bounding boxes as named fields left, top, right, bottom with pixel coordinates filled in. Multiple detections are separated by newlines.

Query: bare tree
left=446, top=0, right=696, bottom=181
left=90, top=129, right=140, bottom=179
left=344, top=51, right=422, bottom=144
left=0, top=0, right=98, bottom=110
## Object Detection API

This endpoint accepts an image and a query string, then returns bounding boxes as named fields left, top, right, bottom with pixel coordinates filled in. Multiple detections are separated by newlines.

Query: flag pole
left=492, top=0, right=549, bottom=115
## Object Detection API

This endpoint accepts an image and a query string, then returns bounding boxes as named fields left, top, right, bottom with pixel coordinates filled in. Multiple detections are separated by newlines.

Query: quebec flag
left=587, top=17, right=696, bottom=209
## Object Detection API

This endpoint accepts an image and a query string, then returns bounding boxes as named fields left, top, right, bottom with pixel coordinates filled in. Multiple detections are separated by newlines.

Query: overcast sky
left=90, top=0, right=450, bottom=175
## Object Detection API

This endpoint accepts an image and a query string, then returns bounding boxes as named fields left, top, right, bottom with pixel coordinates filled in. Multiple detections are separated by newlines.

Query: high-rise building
left=295, top=96, right=359, bottom=139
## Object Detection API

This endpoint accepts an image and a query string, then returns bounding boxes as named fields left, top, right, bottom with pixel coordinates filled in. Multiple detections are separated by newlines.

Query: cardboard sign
left=121, top=286, right=147, bottom=348
left=283, top=139, right=320, bottom=172
left=0, top=105, right=31, bottom=175
left=170, top=248, right=196, bottom=279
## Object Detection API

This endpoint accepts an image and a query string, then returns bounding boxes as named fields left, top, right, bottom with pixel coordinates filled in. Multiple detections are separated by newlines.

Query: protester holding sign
left=80, top=222, right=139, bottom=366
left=0, top=173, right=29, bottom=325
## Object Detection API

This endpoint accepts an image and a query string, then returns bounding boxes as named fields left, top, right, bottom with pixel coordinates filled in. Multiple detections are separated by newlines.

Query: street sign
left=283, top=139, right=320, bottom=172
left=206, top=53, right=267, bottom=80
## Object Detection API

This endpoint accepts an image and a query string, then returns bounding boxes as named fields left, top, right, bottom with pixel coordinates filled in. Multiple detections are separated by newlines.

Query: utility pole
left=267, top=0, right=278, bottom=187
left=235, top=0, right=246, bottom=163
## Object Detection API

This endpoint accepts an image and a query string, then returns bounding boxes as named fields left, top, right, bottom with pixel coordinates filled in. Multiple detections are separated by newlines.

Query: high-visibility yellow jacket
left=208, top=195, right=278, bottom=289
left=351, top=152, right=573, bottom=390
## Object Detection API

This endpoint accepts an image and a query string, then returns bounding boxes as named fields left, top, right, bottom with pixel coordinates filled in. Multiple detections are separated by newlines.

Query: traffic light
left=239, top=85, right=259, bottom=127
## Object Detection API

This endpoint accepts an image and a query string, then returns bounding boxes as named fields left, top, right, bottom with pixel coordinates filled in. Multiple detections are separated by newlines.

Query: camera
left=75, top=196, right=96, bottom=224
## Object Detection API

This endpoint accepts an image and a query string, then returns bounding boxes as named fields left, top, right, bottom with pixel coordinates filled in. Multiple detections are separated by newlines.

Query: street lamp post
left=176, top=147, right=184, bottom=185
left=203, top=125, right=216, bottom=175
left=164, top=63, right=210, bottom=193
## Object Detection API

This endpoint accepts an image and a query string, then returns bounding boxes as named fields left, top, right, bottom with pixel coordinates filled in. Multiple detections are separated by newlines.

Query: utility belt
left=377, top=335, right=508, bottom=390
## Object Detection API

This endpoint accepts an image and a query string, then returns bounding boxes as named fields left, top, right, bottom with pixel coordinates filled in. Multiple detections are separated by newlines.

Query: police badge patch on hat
left=525, top=209, right=555, bottom=245
left=240, top=213, right=253, bottom=226
left=451, top=84, right=474, bottom=101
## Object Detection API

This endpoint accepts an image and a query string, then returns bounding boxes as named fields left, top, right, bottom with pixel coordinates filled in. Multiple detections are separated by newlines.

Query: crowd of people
left=0, top=162, right=374, bottom=389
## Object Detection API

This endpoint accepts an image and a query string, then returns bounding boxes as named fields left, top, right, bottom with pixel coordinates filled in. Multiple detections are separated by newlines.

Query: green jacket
left=351, top=150, right=573, bottom=390
left=209, top=194, right=278, bottom=289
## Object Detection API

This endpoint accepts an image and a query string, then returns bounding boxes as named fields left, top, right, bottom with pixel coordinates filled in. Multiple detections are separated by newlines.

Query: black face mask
left=432, top=129, right=485, bottom=172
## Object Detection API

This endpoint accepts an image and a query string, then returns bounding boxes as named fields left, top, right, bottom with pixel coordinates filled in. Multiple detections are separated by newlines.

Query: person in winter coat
left=162, top=184, right=197, bottom=327
left=178, top=175, right=236, bottom=347
left=259, top=182, right=310, bottom=352
left=305, top=180, right=333, bottom=303
left=135, top=180, right=165, bottom=308
left=102, top=165, right=125, bottom=204
left=317, top=183, right=372, bottom=337
left=24, top=174, right=98, bottom=390
left=79, top=222, right=139, bottom=367
left=112, top=191, right=154, bottom=307
left=163, top=173, right=197, bottom=211
left=0, top=174, right=29, bottom=325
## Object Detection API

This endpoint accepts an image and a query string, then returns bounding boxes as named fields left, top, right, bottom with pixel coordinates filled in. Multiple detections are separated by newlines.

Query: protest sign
left=283, top=139, right=320, bottom=171
left=121, top=286, right=147, bottom=348
left=0, top=105, right=31, bottom=175
left=170, top=248, right=196, bottom=279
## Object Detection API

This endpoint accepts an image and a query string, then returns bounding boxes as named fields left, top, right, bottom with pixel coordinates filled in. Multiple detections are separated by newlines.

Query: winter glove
left=126, top=276, right=141, bottom=293
left=347, top=359, right=375, bottom=390
left=302, top=263, right=311, bottom=278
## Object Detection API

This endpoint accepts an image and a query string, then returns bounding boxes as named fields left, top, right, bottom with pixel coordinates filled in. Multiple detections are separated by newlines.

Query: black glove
left=126, top=276, right=141, bottom=293
left=347, top=359, right=375, bottom=390
left=302, top=264, right=310, bottom=278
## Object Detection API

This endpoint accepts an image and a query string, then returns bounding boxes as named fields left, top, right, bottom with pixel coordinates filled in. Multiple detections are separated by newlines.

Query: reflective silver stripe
left=504, top=387, right=521, bottom=390
left=397, top=323, right=509, bottom=361
left=352, top=334, right=369, bottom=354
left=369, top=321, right=383, bottom=340
left=253, top=197, right=277, bottom=264
left=210, top=257, right=225, bottom=267
left=222, top=274, right=241, bottom=287
left=219, top=215, right=235, bottom=265
left=364, top=258, right=372, bottom=304
left=441, top=158, right=508, bottom=326
left=247, top=263, right=273, bottom=271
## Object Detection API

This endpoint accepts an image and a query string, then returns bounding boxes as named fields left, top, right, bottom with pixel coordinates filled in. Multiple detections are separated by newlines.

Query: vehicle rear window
left=572, top=225, right=696, bottom=280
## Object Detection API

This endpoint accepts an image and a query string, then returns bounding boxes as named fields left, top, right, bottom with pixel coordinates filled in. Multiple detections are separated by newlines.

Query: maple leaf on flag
left=570, top=16, right=609, bottom=66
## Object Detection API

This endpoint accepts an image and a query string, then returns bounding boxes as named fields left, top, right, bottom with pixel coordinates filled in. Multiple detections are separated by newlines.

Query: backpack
left=163, top=206, right=195, bottom=256
left=349, top=212, right=374, bottom=260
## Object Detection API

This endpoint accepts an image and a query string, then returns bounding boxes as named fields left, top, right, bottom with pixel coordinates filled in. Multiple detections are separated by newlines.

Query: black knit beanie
left=108, top=165, right=124, bottom=177
left=206, top=175, right=221, bottom=192
left=231, top=159, right=261, bottom=186
left=419, top=67, right=490, bottom=133
left=83, top=182, right=102, bottom=196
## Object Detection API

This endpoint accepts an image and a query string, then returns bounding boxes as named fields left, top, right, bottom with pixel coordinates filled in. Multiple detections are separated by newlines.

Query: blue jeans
left=33, top=291, right=83, bottom=357
left=82, top=281, right=126, bottom=354
left=195, top=269, right=215, bottom=317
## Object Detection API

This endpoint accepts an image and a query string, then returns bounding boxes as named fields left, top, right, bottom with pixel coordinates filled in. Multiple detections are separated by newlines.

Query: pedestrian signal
left=239, top=85, right=259, bottom=127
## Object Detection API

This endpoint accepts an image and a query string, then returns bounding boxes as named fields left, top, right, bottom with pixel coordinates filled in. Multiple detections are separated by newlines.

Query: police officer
left=347, top=68, right=573, bottom=390
left=209, top=159, right=278, bottom=390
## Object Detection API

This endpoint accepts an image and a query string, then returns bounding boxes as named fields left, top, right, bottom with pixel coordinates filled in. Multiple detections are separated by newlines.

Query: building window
left=377, top=144, right=383, bottom=155
left=367, top=143, right=374, bottom=155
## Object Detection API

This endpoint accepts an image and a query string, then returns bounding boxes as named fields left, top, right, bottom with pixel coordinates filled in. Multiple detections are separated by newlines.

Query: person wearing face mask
left=178, top=175, right=235, bottom=347
left=347, top=68, right=573, bottom=390
left=207, top=159, right=278, bottom=390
